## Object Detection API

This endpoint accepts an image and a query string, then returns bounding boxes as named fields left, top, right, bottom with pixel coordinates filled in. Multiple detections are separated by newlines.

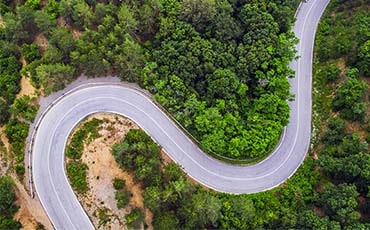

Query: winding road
left=31, top=0, right=330, bottom=229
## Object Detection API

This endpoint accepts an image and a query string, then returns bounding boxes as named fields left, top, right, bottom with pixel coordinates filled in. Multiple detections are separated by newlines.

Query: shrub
left=125, top=207, right=144, bottom=229
left=66, top=162, right=88, bottom=193
left=115, top=190, right=132, bottom=209
left=113, top=178, right=125, bottom=190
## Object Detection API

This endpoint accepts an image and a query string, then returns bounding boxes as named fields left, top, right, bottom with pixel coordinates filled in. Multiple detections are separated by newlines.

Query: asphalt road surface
left=32, top=0, right=330, bottom=229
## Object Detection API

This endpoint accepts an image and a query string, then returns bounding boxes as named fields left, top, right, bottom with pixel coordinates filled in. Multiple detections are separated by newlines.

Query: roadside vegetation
left=1, top=0, right=301, bottom=161
left=66, top=118, right=102, bottom=193
left=0, top=0, right=368, bottom=229
left=108, top=0, right=370, bottom=228
left=0, top=176, right=22, bottom=229
left=113, top=178, right=132, bottom=209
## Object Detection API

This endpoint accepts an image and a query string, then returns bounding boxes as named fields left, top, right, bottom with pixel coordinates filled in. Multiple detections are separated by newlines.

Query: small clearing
left=16, top=77, right=37, bottom=99
left=34, top=33, right=49, bottom=52
left=74, top=114, right=153, bottom=229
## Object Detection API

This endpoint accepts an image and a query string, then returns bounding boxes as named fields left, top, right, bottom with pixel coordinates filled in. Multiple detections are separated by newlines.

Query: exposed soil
left=313, top=206, right=325, bottom=217
left=73, top=114, right=153, bottom=229
left=13, top=177, right=52, bottom=230
left=34, top=33, right=49, bottom=52
left=0, top=15, right=4, bottom=28
left=16, top=77, right=37, bottom=99
left=0, top=126, right=10, bottom=153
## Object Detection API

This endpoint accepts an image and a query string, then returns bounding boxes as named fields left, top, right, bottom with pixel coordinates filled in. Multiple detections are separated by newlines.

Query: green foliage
left=10, top=95, right=39, bottom=122
left=180, top=0, right=217, bottom=30
left=2, top=6, right=37, bottom=45
left=34, top=9, right=57, bottom=37
left=332, top=77, right=367, bottom=121
left=220, top=196, right=255, bottom=229
left=311, top=3, right=370, bottom=227
left=15, top=164, right=25, bottom=177
left=357, top=39, right=370, bottom=76
left=113, top=129, right=161, bottom=187
left=36, top=223, right=45, bottom=230
left=323, top=62, right=341, bottom=82
left=319, top=183, right=360, bottom=225
left=59, top=0, right=93, bottom=30
left=5, top=119, right=29, bottom=162
left=297, top=210, right=340, bottom=230
left=66, top=118, right=103, bottom=159
left=24, top=0, right=40, bottom=10
left=0, top=0, right=12, bottom=13
left=115, top=190, right=131, bottom=209
left=147, top=0, right=296, bottom=159
left=0, top=177, right=17, bottom=216
left=112, top=177, right=131, bottom=209
left=20, top=44, right=41, bottom=63
left=181, top=191, right=222, bottom=228
left=0, top=216, right=22, bottom=230
left=125, top=207, right=144, bottom=229
left=35, top=63, right=75, bottom=95
left=97, top=208, right=110, bottom=227
left=66, top=161, right=88, bottom=193
left=0, top=99, right=10, bottom=125
left=112, top=178, right=125, bottom=190
left=322, top=117, right=346, bottom=145
left=0, top=176, right=22, bottom=229
left=152, top=211, right=178, bottom=230
left=0, top=42, right=22, bottom=106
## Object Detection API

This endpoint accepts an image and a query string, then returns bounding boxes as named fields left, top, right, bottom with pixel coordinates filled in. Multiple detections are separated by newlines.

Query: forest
left=109, top=0, right=370, bottom=229
left=0, top=0, right=300, bottom=160
left=0, top=0, right=368, bottom=229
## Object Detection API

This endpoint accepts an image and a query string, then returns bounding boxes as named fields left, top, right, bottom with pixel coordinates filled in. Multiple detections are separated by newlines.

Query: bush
left=20, top=44, right=41, bottom=63
left=332, top=77, right=367, bottom=121
left=113, top=178, right=125, bottom=190
left=66, top=162, right=88, bottom=193
left=15, top=164, right=25, bottom=177
left=323, top=63, right=340, bottom=82
left=10, top=96, right=39, bottom=122
left=66, top=118, right=102, bottom=159
left=125, top=207, right=144, bottom=229
left=115, top=190, right=132, bottom=209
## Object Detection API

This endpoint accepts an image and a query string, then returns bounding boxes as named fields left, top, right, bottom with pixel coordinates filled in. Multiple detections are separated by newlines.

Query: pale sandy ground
left=74, top=114, right=153, bottom=230
left=16, top=76, right=37, bottom=98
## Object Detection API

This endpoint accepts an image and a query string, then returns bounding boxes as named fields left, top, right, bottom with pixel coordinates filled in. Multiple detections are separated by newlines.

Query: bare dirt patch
left=34, top=33, right=49, bottom=52
left=0, top=126, right=10, bottom=154
left=16, top=77, right=37, bottom=99
left=74, top=114, right=153, bottom=229
left=13, top=177, right=52, bottom=230
left=0, top=15, right=4, bottom=28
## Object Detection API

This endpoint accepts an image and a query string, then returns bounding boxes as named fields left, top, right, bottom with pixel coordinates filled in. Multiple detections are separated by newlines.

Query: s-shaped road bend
left=31, top=0, right=330, bottom=229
